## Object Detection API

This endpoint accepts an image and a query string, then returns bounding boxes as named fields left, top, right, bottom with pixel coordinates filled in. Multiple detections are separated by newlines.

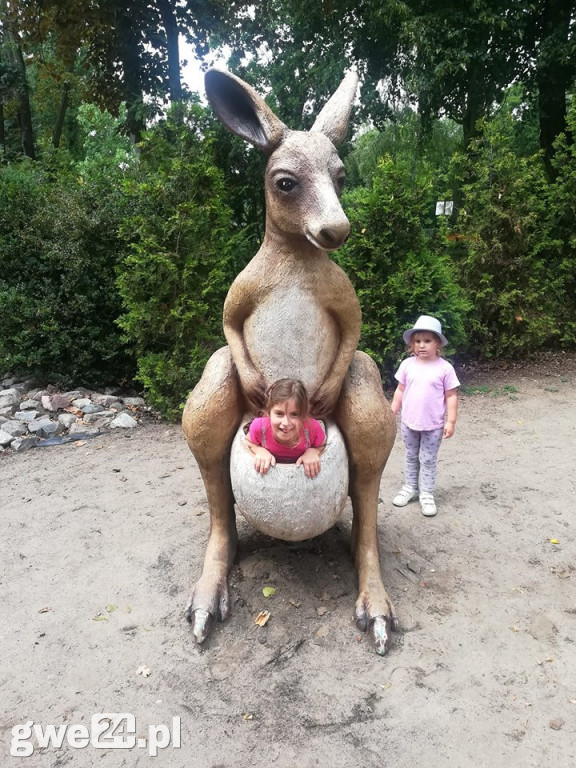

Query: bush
left=448, top=102, right=573, bottom=356
left=335, top=156, right=469, bottom=383
left=0, top=149, right=134, bottom=387
left=117, top=102, right=252, bottom=419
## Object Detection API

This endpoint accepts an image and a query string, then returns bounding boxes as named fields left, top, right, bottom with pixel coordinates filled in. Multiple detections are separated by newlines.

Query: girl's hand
left=297, top=447, right=322, bottom=479
left=444, top=421, right=455, bottom=438
left=253, top=447, right=276, bottom=475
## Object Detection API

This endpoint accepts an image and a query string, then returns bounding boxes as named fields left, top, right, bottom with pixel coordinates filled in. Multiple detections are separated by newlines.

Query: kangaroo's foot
left=185, top=568, right=231, bottom=644
left=355, top=578, right=398, bottom=655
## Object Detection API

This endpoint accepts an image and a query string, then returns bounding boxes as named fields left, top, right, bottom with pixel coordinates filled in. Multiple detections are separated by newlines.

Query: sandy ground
left=1, top=356, right=575, bottom=767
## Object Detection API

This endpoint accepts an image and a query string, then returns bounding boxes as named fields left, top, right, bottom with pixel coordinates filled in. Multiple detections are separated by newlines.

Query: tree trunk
left=52, top=81, right=70, bottom=149
left=0, top=101, right=6, bottom=159
left=116, top=8, right=146, bottom=144
left=5, top=26, right=36, bottom=159
left=156, top=0, right=182, bottom=102
left=536, top=0, right=574, bottom=181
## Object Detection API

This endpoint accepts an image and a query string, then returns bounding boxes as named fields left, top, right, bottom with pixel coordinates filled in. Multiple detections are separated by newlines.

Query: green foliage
left=447, top=94, right=576, bottom=356
left=117, top=102, right=252, bottom=419
left=0, top=152, right=133, bottom=386
left=335, top=156, right=469, bottom=383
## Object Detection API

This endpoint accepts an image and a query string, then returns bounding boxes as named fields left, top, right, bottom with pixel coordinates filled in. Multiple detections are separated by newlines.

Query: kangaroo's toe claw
left=370, top=615, right=392, bottom=656
left=188, top=608, right=213, bottom=644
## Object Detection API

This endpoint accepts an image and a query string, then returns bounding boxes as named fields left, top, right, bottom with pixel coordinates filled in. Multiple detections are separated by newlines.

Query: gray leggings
left=401, top=423, right=444, bottom=493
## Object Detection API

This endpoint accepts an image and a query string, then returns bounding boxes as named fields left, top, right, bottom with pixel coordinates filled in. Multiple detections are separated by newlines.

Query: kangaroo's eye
left=277, top=177, right=296, bottom=192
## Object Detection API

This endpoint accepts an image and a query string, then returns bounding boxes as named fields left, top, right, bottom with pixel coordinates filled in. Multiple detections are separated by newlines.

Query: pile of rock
left=0, top=376, right=155, bottom=453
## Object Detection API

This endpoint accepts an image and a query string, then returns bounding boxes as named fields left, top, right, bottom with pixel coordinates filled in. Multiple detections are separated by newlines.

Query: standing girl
left=390, top=315, right=460, bottom=517
left=245, top=378, right=326, bottom=479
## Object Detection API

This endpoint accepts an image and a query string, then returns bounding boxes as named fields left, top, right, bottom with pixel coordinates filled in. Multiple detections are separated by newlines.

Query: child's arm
left=245, top=438, right=276, bottom=475
left=296, top=447, right=323, bottom=479
left=444, top=388, right=458, bottom=438
left=390, top=383, right=405, bottom=415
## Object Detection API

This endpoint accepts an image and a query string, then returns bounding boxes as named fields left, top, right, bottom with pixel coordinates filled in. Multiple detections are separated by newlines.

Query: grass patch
left=461, top=384, right=519, bottom=397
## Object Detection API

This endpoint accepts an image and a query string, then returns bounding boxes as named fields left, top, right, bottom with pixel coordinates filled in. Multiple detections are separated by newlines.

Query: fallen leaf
left=262, top=586, right=276, bottom=598
left=38, top=606, right=51, bottom=614
left=379, top=682, right=392, bottom=690
left=317, top=606, right=328, bottom=616
left=122, top=606, right=132, bottom=613
left=550, top=539, right=560, bottom=545
left=549, top=718, right=564, bottom=730
left=92, top=614, right=108, bottom=621
left=242, top=713, right=253, bottom=721
left=510, top=626, right=521, bottom=632
left=106, top=604, right=117, bottom=613
left=568, top=699, right=576, bottom=705
left=289, top=599, right=301, bottom=608
left=137, top=665, right=151, bottom=677
left=254, top=610, right=270, bottom=627
left=74, top=440, right=86, bottom=447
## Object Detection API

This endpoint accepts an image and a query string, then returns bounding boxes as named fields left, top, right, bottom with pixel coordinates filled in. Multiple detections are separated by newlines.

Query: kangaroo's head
left=205, top=69, right=358, bottom=252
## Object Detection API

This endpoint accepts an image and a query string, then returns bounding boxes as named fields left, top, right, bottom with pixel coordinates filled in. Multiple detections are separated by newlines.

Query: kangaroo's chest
left=244, top=282, right=339, bottom=390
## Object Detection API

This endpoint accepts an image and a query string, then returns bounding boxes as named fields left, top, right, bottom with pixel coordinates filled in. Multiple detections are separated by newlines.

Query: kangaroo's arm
left=310, top=267, right=362, bottom=418
left=223, top=278, right=267, bottom=409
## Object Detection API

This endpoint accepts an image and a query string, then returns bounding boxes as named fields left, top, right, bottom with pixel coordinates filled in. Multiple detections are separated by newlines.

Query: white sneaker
left=393, top=485, right=419, bottom=507
left=419, top=491, right=437, bottom=517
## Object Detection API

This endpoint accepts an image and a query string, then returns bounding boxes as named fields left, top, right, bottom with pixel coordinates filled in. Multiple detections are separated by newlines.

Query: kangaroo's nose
left=317, top=223, right=350, bottom=250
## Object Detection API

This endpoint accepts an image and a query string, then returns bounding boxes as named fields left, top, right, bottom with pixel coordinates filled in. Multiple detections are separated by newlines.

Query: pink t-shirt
left=248, top=417, right=326, bottom=463
left=395, top=356, right=460, bottom=431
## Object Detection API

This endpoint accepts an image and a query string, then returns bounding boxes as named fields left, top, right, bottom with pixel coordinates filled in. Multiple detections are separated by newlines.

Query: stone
left=11, top=435, right=39, bottom=452
left=63, top=390, right=89, bottom=401
left=19, top=399, right=39, bottom=410
left=0, top=405, right=17, bottom=418
left=0, top=388, right=20, bottom=407
left=121, top=397, right=146, bottom=407
left=68, top=423, right=99, bottom=436
left=110, top=413, right=138, bottom=429
left=28, top=418, right=62, bottom=437
left=72, top=398, right=93, bottom=409
left=81, top=403, right=105, bottom=414
left=92, top=393, right=120, bottom=407
left=0, top=420, right=27, bottom=437
left=41, top=393, right=72, bottom=411
left=1, top=377, right=17, bottom=387
left=0, top=429, right=15, bottom=447
left=14, top=410, right=40, bottom=422
left=32, top=390, right=50, bottom=401
left=83, top=410, right=114, bottom=424
left=57, top=413, right=77, bottom=428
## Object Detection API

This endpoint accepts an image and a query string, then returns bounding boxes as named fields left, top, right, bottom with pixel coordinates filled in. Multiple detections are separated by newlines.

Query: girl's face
left=270, top=398, right=302, bottom=445
left=411, top=332, right=440, bottom=360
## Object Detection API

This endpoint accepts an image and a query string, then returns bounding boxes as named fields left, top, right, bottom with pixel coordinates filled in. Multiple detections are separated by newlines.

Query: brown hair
left=265, top=378, right=309, bottom=418
left=406, top=331, right=444, bottom=356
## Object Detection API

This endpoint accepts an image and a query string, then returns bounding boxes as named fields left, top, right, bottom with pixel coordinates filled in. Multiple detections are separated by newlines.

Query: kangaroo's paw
left=185, top=574, right=230, bottom=644
left=355, top=587, right=398, bottom=656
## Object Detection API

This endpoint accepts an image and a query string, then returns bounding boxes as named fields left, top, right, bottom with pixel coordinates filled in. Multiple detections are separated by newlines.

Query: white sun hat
left=402, top=315, right=448, bottom=346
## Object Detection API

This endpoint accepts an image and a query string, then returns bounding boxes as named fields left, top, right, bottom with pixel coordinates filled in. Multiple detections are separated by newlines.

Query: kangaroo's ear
left=310, top=70, right=358, bottom=147
left=205, top=69, right=286, bottom=153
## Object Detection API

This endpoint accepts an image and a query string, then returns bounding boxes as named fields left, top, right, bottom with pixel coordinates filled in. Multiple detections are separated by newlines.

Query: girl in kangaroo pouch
left=245, top=378, right=326, bottom=478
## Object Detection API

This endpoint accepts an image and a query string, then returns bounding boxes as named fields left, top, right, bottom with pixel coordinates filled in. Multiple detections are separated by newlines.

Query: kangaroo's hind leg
left=182, top=346, right=243, bottom=644
left=335, top=351, right=397, bottom=655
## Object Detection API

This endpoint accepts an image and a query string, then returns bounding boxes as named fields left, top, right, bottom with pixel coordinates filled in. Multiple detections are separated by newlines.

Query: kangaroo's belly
left=244, top=284, right=339, bottom=391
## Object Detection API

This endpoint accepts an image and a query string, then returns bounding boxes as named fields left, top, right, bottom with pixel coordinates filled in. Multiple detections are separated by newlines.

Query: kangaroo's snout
left=307, top=222, right=350, bottom=252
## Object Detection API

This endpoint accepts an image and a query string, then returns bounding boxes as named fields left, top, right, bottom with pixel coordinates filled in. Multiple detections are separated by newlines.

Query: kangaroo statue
left=182, top=68, right=397, bottom=654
